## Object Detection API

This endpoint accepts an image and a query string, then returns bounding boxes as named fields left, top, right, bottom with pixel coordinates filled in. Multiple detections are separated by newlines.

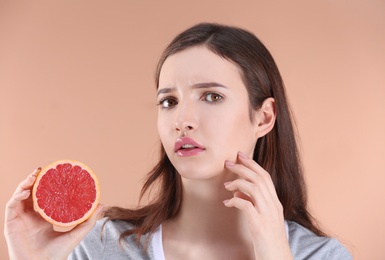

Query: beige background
left=1, top=1, right=384, bottom=259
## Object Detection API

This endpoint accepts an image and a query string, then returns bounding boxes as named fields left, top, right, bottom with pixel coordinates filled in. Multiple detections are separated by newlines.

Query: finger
left=224, top=197, right=285, bottom=241
left=225, top=158, right=272, bottom=194
left=71, top=204, right=105, bottom=237
left=233, top=190, right=252, bottom=202
left=225, top=158, right=282, bottom=212
left=13, top=168, right=41, bottom=195
left=51, top=204, right=105, bottom=258
left=224, top=179, right=269, bottom=213
left=224, top=161, right=272, bottom=202
left=64, top=204, right=104, bottom=248
left=236, top=152, right=275, bottom=191
left=223, top=197, right=259, bottom=223
left=235, top=152, right=280, bottom=205
left=225, top=160, right=258, bottom=184
left=6, top=168, right=41, bottom=220
left=7, top=190, right=31, bottom=208
left=91, top=204, right=105, bottom=221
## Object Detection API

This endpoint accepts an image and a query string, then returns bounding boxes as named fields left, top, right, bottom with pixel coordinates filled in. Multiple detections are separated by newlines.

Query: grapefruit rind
left=32, top=160, right=100, bottom=232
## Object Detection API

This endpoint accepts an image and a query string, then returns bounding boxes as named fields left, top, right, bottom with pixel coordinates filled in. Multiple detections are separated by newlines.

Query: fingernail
left=223, top=199, right=230, bottom=205
left=224, top=181, right=232, bottom=187
left=238, top=151, right=248, bottom=159
left=31, top=168, right=41, bottom=177
left=225, top=160, right=235, bottom=167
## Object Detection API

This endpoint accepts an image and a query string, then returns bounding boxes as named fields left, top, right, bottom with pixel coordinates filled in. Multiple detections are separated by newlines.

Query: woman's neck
left=162, top=173, right=253, bottom=246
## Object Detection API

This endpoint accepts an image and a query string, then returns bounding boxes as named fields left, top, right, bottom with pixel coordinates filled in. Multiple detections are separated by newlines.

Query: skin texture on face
left=157, top=46, right=262, bottom=181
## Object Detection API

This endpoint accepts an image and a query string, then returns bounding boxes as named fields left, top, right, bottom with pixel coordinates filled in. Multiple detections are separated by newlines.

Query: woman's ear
left=254, top=97, right=276, bottom=138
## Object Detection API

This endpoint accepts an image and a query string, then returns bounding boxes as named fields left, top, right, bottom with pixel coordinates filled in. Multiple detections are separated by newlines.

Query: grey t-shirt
left=69, top=218, right=352, bottom=259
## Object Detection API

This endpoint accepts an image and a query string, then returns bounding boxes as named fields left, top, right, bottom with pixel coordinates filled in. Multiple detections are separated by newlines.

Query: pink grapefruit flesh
left=32, top=160, right=100, bottom=232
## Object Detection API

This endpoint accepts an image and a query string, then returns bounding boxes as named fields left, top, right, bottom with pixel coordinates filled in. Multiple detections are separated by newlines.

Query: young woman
left=5, top=23, right=352, bottom=259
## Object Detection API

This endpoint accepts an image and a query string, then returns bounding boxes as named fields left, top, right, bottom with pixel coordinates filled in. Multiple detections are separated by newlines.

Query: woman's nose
left=174, top=103, right=198, bottom=134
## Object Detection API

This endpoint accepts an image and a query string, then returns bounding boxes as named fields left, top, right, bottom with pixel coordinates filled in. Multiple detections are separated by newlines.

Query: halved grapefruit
left=32, top=160, right=100, bottom=232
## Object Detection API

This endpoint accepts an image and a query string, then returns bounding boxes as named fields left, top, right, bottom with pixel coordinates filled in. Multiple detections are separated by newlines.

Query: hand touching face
left=224, top=152, right=292, bottom=259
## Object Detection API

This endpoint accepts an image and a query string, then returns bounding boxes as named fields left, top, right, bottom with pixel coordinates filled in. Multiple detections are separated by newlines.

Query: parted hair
left=104, top=22, right=325, bottom=244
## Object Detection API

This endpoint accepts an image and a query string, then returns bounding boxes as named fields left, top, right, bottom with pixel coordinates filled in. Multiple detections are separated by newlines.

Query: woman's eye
left=204, top=93, right=223, bottom=102
left=158, top=98, right=178, bottom=108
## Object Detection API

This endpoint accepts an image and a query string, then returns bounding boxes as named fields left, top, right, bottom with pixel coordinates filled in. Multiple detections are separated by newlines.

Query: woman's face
left=157, top=46, right=259, bottom=180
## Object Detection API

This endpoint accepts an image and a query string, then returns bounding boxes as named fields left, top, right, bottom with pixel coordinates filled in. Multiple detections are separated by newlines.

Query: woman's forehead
left=158, top=46, right=242, bottom=88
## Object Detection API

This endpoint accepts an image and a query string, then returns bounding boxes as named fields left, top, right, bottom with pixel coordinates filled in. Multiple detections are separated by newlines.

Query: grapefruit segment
left=32, top=160, right=100, bottom=232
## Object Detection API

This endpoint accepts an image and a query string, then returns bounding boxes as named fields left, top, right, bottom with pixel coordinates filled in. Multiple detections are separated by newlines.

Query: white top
left=152, top=224, right=165, bottom=260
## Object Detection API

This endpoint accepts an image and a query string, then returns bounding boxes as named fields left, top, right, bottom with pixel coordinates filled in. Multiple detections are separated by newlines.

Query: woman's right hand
left=4, top=168, right=104, bottom=260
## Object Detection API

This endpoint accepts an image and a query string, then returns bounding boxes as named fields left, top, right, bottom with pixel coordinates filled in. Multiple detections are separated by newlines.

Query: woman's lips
left=174, top=137, right=205, bottom=157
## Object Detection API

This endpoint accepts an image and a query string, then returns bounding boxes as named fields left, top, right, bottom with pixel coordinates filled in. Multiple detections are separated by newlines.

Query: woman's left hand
left=223, top=151, right=293, bottom=260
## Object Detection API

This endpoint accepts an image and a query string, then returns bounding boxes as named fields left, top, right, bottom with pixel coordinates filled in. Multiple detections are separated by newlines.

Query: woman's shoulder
left=99, top=217, right=135, bottom=234
left=287, top=220, right=352, bottom=259
left=69, top=217, right=153, bottom=260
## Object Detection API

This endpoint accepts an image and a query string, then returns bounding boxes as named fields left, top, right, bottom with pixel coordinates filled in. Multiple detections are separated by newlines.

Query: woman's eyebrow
left=157, top=82, right=227, bottom=96
left=192, top=82, right=228, bottom=90
left=157, top=87, right=175, bottom=96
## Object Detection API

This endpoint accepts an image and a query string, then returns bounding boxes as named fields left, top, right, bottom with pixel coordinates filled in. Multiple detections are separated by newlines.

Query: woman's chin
left=176, top=166, right=234, bottom=183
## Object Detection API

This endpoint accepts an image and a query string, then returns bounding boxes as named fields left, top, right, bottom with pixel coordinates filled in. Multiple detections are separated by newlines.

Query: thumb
left=69, top=204, right=105, bottom=240
left=78, top=204, right=105, bottom=230
left=52, top=204, right=105, bottom=259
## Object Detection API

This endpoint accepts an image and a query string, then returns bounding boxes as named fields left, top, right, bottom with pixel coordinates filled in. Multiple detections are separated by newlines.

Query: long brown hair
left=105, top=22, right=325, bottom=243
